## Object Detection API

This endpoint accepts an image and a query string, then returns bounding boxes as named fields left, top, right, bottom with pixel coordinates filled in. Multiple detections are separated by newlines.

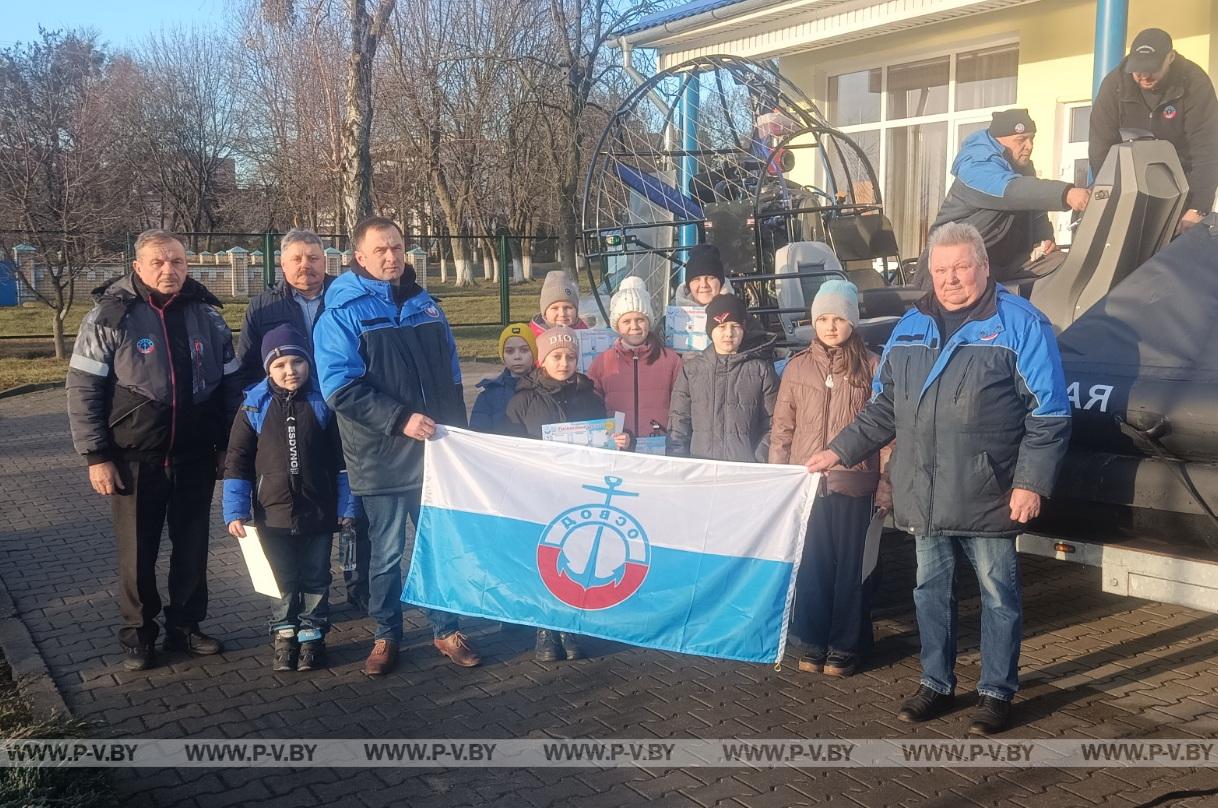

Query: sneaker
left=797, top=654, right=826, bottom=674
left=163, top=628, right=223, bottom=656
left=363, top=639, right=399, bottom=676
left=433, top=631, right=481, bottom=667
left=824, top=653, right=858, bottom=678
left=534, top=629, right=561, bottom=662
left=296, top=641, right=326, bottom=672
left=558, top=632, right=583, bottom=660
left=123, top=643, right=156, bottom=671
left=272, top=636, right=297, bottom=672
left=897, top=685, right=957, bottom=723
left=968, top=696, right=1012, bottom=736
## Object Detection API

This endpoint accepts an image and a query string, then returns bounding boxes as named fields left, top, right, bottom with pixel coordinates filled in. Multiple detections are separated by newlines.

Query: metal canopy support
left=1093, top=0, right=1129, bottom=98
left=677, top=75, right=701, bottom=268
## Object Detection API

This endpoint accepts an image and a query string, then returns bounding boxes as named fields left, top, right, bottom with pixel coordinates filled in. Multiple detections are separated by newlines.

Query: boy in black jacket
left=223, top=324, right=356, bottom=671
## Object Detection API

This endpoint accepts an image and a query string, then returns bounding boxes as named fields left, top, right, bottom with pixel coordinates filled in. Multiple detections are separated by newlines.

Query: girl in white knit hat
left=586, top=277, right=683, bottom=450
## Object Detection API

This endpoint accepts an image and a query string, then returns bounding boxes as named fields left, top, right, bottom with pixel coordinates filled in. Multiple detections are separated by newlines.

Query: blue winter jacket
left=313, top=271, right=466, bottom=495
left=222, top=379, right=356, bottom=532
left=831, top=283, right=1071, bottom=538
left=469, top=368, right=521, bottom=433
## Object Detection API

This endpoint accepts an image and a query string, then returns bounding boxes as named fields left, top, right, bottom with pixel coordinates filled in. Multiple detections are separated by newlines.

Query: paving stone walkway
left=2, top=373, right=1217, bottom=807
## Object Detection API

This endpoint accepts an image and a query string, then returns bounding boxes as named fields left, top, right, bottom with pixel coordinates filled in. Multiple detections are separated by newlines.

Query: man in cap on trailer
left=921, top=109, right=1091, bottom=284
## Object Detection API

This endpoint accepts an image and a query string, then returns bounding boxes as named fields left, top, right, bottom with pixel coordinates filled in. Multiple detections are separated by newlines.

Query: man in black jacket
left=1090, top=28, right=1218, bottom=232
left=236, top=229, right=371, bottom=614
left=67, top=229, right=243, bottom=671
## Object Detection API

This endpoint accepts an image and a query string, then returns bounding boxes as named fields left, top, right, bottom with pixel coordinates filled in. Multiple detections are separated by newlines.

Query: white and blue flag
left=402, top=427, right=817, bottom=664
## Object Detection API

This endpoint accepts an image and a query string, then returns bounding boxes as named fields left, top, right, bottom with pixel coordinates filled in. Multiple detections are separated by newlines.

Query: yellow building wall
left=779, top=0, right=1218, bottom=183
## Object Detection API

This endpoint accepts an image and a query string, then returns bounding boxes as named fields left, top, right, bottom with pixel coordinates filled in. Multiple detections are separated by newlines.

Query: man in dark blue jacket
left=314, top=216, right=480, bottom=676
left=808, top=222, right=1071, bottom=736
left=925, top=109, right=1090, bottom=282
left=236, top=229, right=371, bottom=614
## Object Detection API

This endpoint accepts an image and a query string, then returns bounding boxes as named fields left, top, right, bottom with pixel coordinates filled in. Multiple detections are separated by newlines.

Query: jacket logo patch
left=1163, top=105, right=1178, bottom=120
left=979, top=330, right=1000, bottom=341
left=424, top=305, right=440, bottom=318
left=136, top=337, right=155, bottom=355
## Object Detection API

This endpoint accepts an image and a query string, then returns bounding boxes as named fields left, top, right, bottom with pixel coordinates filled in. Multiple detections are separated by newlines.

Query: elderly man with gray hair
left=807, top=222, right=1071, bottom=735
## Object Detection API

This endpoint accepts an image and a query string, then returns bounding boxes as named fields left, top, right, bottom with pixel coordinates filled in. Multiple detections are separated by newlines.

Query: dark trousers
left=790, top=492, right=875, bottom=660
left=342, top=512, right=371, bottom=610
left=110, top=458, right=215, bottom=649
left=261, top=530, right=332, bottom=642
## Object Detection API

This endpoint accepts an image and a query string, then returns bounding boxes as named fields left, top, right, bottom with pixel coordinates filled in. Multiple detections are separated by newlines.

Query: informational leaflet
left=577, top=328, right=617, bottom=372
left=665, top=305, right=709, bottom=353
left=541, top=412, right=625, bottom=450
left=238, top=526, right=282, bottom=598
left=634, top=436, right=667, bottom=456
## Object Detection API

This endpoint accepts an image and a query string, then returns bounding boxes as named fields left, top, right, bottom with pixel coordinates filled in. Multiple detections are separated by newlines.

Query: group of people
left=66, top=26, right=1212, bottom=740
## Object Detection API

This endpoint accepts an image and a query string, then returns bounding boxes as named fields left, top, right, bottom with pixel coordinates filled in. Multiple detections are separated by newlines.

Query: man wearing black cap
left=923, top=109, right=1091, bottom=283
left=1090, top=28, right=1218, bottom=232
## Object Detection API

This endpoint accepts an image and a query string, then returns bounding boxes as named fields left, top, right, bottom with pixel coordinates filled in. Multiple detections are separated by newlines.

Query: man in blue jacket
left=925, top=109, right=1090, bottom=282
left=808, top=222, right=1071, bottom=736
left=314, top=216, right=480, bottom=676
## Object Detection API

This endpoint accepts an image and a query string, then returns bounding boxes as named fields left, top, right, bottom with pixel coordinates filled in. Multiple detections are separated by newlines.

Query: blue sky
left=2, top=0, right=227, bottom=50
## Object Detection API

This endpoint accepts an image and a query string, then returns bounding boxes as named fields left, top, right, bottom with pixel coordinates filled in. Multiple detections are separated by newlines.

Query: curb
left=0, top=574, right=71, bottom=722
left=0, top=381, right=64, bottom=400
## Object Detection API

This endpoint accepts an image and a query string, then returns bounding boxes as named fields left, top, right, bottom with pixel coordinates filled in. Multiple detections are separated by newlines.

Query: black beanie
left=261, top=323, right=310, bottom=371
left=685, top=244, right=726, bottom=284
left=704, top=293, right=748, bottom=337
left=989, top=108, right=1036, bottom=138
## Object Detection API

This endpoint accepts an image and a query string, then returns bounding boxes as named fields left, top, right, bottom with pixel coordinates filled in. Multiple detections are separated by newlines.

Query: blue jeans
left=362, top=490, right=459, bottom=643
left=261, top=530, right=332, bottom=642
left=913, top=535, right=1022, bottom=701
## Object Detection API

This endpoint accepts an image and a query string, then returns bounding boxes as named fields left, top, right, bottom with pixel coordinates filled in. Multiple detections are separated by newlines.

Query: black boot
left=123, top=643, right=156, bottom=672
left=534, top=629, right=561, bottom=662
left=968, top=696, right=1011, bottom=736
left=897, top=685, right=956, bottom=723
left=164, top=627, right=224, bottom=656
left=296, top=641, right=326, bottom=672
left=272, top=635, right=298, bottom=672
left=558, top=632, right=583, bottom=660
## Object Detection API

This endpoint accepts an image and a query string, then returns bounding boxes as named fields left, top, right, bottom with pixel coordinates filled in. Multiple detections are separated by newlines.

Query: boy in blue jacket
left=223, top=324, right=356, bottom=672
left=470, top=323, right=537, bottom=432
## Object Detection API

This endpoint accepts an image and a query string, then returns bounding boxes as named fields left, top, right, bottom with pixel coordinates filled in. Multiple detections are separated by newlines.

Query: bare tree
left=0, top=30, right=129, bottom=358
left=341, top=0, right=395, bottom=231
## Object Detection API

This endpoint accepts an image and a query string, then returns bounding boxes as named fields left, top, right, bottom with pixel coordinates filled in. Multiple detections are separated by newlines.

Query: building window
left=827, top=43, right=1019, bottom=257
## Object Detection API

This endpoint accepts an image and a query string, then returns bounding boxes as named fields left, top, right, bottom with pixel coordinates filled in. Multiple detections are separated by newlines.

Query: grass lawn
left=0, top=655, right=117, bottom=807
left=0, top=277, right=559, bottom=388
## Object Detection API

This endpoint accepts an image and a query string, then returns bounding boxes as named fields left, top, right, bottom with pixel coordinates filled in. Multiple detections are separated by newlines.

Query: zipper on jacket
left=952, top=355, right=976, bottom=404
left=820, top=358, right=833, bottom=460
left=632, top=352, right=640, bottom=438
left=924, top=342, right=941, bottom=536
left=151, top=298, right=178, bottom=469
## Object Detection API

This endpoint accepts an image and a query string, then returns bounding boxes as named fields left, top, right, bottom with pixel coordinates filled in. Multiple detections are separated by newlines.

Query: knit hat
left=261, top=323, right=310, bottom=371
left=539, top=270, right=579, bottom=315
left=989, top=108, right=1036, bottom=137
left=537, top=325, right=579, bottom=363
left=1126, top=28, right=1173, bottom=74
left=704, top=294, right=748, bottom=337
left=497, top=323, right=537, bottom=362
left=810, top=279, right=860, bottom=327
left=685, top=244, right=726, bottom=284
left=609, top=276, right=653, bottom=328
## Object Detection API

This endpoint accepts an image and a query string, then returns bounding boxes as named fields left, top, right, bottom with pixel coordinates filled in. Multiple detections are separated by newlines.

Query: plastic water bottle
left=338, top=523, right=357, bottom=573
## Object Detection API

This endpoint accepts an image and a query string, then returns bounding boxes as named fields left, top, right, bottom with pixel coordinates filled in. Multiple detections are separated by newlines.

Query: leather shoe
left=968, top=696, right=1011, bottom=736
left=535, top=630, right=561, bottom=662
left=363, top=639, right=399, bottom=676
left=897, top=685, right=956, bottom=723
left=434, top=631, right=481, bottom=667
left=163, top=628, right=223, bottom=655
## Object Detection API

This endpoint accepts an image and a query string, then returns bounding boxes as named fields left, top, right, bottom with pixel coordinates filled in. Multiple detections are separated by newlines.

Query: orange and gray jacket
left=66, top=274, right=242, bottom=465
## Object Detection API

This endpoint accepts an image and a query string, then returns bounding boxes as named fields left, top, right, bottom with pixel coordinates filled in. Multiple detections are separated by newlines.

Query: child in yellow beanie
left=470, top=323, right=538, bottom=433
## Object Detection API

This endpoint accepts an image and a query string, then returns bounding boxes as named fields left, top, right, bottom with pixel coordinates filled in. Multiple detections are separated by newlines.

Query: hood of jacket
left=324, top=267, right=437, bottom=316
left=951, top=129, right=1023, bottom=198
left=93, top=273, right=224, bottom=309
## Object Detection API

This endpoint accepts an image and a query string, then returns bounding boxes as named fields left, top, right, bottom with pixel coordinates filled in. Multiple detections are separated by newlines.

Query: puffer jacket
left=469, top=368, right=521, bottom=433
left=504, top=369, right=607, bottom=440
left=586, top=338, right=683, bottom=436
left=769, top=342, right=891, bottom=501
left=313, top=270, right=466, bottom=496
left=234, top=276, right=334, bottom=391
left=67, top=273, right=241, bottom=465
left=222, top=378, right=357, bottom=535
left=528, top=313, right=588, bottom=337
left=830, top=282, right=1071, bottom=538
left=668, top=336, right=779, bottom=462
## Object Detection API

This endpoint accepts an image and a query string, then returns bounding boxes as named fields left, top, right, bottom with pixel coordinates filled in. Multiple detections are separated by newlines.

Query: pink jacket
left=587, top=338, right=683, bottom=436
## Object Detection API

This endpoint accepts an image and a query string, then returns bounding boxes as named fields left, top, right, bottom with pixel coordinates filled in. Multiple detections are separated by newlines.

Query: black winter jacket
left=234, top=276, right=333, bottom=391
left=222, top=378, right=356, bottom=535
left=1090, top=54, right=1218, bottom=212
left=67, top=274, right=241, bottom=465
left=504, top=370, right=606, bottom=440
left=830, top=283, right=1071, bottom=538
left=668, top=336, right=779, bottom=462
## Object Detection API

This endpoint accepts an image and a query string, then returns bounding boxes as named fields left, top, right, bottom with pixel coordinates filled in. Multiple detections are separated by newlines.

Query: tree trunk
left=340, top=0, right=395, bottom=232
left=51, top=307, right=66, bottom=360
